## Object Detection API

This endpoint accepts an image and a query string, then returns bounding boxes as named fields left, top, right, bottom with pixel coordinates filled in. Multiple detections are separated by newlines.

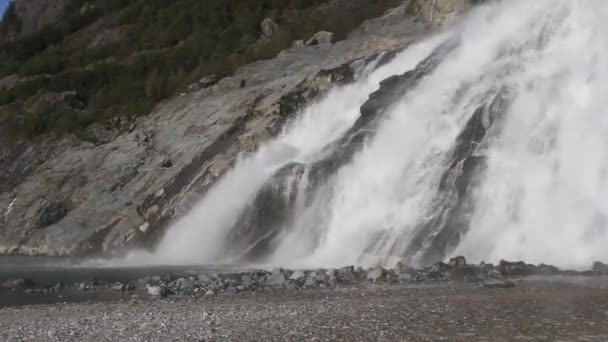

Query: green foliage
left=0, top=0, right=400, bottom=139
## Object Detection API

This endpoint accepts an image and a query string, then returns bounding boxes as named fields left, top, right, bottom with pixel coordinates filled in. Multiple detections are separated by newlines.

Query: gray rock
left=304, top=272, right=317, bottom=287
left=536, top=263, right=560, bottom=275
left=198, top=75, right=218, bottom=88
left=187, top=83, right=201, bottom=92
left=289, top=271, right=306, bottom=281
left=146, top=285, right=167, bottom=297
left=483, top=280, right=516, bottom=289
left=337, top=266, right=356, bottom=282
left=449, top=256, right=467, bottom=267
left=498, top=260, right=536, bottom=277
left=241, top=275, right=253, bottom=285
left=205, top=289, right=215, bottom=296
left=261, top=18, right=279, bottom=39
left=198, top=274, right=212, bottom=284
left=111, top=283, right=126, bottom=291
left=177, top=278, right=195, bottom=291
left=266, top=269, right=287, bottom=286
left=325, top=269, right=337, bottom=278
left=306, top=31, right=335, bottom=46
left=292, top=40, right=305, bottom=48
left=366, top=266, right=387, bottom=282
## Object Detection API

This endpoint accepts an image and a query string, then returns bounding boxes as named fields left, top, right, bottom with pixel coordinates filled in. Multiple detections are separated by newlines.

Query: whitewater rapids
left=141, top=0, right=608, bottom=269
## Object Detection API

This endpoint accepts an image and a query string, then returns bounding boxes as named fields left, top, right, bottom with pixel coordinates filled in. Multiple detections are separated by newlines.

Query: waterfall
left=150, top=0, right=608, bottom=269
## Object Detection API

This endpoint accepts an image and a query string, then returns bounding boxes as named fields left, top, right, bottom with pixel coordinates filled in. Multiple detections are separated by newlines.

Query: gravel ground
left=2, top=283, right=608, bottom=342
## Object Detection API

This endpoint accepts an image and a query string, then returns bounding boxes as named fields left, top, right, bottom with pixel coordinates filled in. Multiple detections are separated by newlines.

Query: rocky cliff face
left=4, top=0, right=68, bottom=40
left=407, top=0, right=482, bottom=25
left=0, top=3, right=433, bottom=256
left=0, top=0, right=486, bottom=257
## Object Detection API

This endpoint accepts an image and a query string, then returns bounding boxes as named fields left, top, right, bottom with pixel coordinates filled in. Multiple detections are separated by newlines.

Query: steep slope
left=0, top=2, right=436, bottom=256
left=0, top=0, right=401, bottom=139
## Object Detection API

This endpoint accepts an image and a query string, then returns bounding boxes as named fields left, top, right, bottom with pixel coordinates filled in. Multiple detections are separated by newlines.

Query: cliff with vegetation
left=0, top=0, right=479, bottom=256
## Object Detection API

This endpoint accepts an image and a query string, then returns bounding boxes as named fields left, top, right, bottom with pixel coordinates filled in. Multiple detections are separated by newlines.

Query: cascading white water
left=150, top=34, right=447, bottom=264
left=151, top=0, right=608, bottom=268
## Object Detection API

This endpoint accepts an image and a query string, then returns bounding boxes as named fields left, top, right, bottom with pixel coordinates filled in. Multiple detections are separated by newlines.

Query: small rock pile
left=5, top=258, right=608, bottom=298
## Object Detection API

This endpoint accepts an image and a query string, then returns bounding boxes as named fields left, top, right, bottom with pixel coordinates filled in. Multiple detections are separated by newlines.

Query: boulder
left=366, top=266, right=387, bottom=282
left=304, top=272, right=318, bottom=287
left=146, top=285, right=167, bottom=297
left=448, top=256, right=467, bottom=267
left=289, top=271, right=306, bottom=281
left=292, top=40, right=305, bottom=48
left=337, top=266, right=357, bottom=282
left=306, top=31, right=335, bottom=46
left=498, top=260, right=536, bottom=277
left=198, top=75, right=218, bottom=88
left=177, top=278, right=195, bottom=291
left=260, top=18, right=279, bottom=39
left=266, top=268, right=287, bottom=286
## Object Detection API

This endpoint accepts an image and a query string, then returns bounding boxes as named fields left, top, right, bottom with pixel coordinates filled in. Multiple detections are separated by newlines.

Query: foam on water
left=139, top=0, right=608, bottom=268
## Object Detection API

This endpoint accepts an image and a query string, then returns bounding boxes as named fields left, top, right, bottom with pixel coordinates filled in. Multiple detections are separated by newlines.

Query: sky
left=0, top=0, right=9, bottom=18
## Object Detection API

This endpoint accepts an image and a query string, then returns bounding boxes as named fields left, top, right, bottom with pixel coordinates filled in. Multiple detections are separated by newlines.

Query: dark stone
left=536, top=263, right=560, bottom=275
left=159, top=157, right=173, bottom=168
left=498, top=260, right=537, bottom=277
left=449, top=256, right=467, bottom=267
left=36, top=201, right=69, bottom=228
left=366, top=266, right=387, bottom=282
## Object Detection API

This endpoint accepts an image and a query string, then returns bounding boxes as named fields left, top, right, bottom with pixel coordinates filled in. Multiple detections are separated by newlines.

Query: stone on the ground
left=205, top=289, right=215, bottom=296
left=289, top=271, right=306, bottom=281
left=260, top=18, right=279, bottom=39
left=366, top=266, right=387, bottom=282
left=177, top=278, right=195, bottom=291
left=306, top=31, right=335, bottom=46
left=304, top=272, right=318, bottom=287
left=146, top=285, right=167, bottom=297
left=498, top=260, right=536, bottom=277
left=449, top=256, right=467, bottom=267
left=266, top=269, right=287, bottom=286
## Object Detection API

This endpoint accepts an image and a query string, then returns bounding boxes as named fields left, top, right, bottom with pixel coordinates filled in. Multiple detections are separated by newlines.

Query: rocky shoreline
left=3, top=276, right=608, bottom=341
left=3, top=257, right=608, bottom=307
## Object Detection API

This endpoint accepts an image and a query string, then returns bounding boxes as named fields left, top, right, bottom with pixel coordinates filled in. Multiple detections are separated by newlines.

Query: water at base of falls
left=133, top=0, right=608, bottom=269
